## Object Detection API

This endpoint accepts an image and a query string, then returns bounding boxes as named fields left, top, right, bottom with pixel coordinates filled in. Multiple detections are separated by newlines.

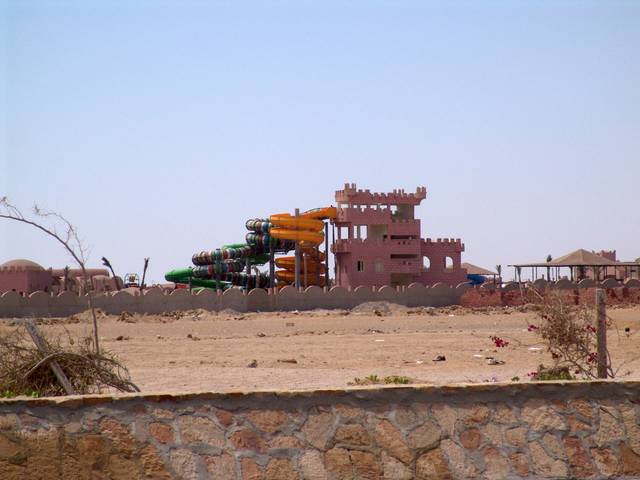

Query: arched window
left=445, top=256, right=454, bottom=270
left=423, top=256, right=431, bottom=271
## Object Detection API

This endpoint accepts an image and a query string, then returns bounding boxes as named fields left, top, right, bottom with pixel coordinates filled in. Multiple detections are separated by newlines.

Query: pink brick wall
left=0, top=269, right=53, bottom=294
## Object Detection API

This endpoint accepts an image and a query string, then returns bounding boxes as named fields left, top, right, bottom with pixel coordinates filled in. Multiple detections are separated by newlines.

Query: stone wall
left=2, top=382, right=640, bottom=479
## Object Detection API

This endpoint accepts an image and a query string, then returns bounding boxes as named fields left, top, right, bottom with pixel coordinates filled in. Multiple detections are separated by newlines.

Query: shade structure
left=508, top=249, right=640, bottom=283
left=461, top=262, right=498, bottom=276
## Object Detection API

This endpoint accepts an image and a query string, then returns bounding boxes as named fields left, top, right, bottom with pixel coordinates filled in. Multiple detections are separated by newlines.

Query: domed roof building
left=0, top=258, right=53, bottom=294
left=0, top=259, right=45, bottom=271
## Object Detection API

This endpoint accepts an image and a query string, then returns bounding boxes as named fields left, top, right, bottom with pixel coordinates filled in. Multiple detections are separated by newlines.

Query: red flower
left=490, top=335, right=510, bottom=348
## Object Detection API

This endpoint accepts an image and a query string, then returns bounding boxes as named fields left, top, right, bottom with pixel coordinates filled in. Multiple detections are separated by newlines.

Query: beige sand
left=2, top=304, right=639, bottom=393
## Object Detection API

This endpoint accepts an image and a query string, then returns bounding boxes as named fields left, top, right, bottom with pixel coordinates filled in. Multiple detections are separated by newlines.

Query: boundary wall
left=2, top=381, right=640, bottom=479
left=0, top=283, right=469, bottom=318
left=1, top=278, right=639, bottom=318
left=464, top=279, right=640, bottom=308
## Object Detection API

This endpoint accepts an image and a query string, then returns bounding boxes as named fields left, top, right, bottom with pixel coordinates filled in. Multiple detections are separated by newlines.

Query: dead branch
left=0, top=197, right=101, bottom=353
left=1, top=327, right=138, bottom=396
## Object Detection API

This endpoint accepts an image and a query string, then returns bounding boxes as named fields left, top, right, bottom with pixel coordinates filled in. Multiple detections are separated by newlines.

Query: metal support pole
left=269, top=239, right=275, bottom=289
left=315, top=246, right=321, bottom=286
left=245, top=258, right=251, bottom=291
left=324, top=222, right=329, bottom=288
left=294, top=208, right=300, bottom=290
left=332, top=223, right=337, bottom=286
left=304, top=254, right=308, bottom=289
left=596, top=288, right=608, bottom=378
left=216, top=261, right=221, bottom=293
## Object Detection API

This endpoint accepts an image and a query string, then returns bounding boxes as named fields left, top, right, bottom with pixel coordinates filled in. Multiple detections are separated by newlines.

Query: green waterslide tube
left=164, top=268, right=230, bottom=290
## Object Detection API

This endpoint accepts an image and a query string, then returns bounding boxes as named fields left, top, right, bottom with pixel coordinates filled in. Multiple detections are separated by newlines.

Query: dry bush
left=0, top=327, right=139, bottom=397
left=531, top=290, right=612, bottom=380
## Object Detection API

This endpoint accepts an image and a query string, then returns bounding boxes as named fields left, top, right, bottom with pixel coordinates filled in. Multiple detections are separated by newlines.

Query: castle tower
left=332, top=183, right=467, bottom=288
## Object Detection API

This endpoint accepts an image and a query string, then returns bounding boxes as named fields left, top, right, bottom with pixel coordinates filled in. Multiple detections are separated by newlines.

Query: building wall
left=2, top=381, right=640, bottom=479
left=332, top=184, right=466, bottom=288
left=0, top=268, right=53, bottom=295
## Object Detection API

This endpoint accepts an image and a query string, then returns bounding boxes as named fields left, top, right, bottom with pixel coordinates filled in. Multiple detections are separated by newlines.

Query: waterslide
left=165, top=207, right=336, bottom=290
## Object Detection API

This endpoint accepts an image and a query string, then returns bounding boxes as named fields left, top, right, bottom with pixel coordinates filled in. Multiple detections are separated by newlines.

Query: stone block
left=177, top=416, right=225, bottom=448
left=415, top=448, right=451, bottom=480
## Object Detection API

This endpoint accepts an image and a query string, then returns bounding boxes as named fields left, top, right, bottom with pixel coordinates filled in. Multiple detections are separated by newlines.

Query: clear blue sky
left=1, top=0, right=639, bottom=283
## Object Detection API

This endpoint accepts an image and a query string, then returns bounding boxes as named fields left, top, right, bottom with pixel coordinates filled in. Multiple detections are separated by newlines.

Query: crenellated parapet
left=335, top=183, right=427, bottom=206
left=422, top=238, right=465, bottom=252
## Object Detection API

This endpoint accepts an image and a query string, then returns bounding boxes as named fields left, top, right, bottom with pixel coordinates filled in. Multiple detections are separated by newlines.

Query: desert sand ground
left=2, top=303, right=640, bottom=393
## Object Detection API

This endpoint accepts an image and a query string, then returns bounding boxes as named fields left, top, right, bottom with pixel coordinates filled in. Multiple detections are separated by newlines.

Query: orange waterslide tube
left=276, top=270, right=325, bottom=286
left=270, top=228, right=324, bottom=245
left=269, top=214, right=324, bottom=232
left=275, top=257, right=324, bottom=273
left=300, top=206, right=337, bottom=220
left=269, top=206, right=335, bottom=285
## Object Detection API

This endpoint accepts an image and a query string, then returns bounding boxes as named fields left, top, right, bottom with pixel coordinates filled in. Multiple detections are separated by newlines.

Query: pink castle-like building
left=332, top=183, right=467, bottom=288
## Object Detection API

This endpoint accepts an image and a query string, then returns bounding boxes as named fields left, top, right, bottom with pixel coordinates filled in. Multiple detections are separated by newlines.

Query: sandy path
left=2, top=305, right=639, bottom=393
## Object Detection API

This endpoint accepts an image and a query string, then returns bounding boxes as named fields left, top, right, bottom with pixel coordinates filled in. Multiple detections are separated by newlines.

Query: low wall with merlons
left=0, top=283, right=468, bottom=318
left=1, top=278, right=639, bottom=318
left=2, top=382, right=640, bottom=479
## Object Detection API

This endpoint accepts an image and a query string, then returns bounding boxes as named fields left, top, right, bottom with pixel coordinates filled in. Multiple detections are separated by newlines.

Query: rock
left=177, top=416, right=225, bottom=448
left=521, top=399, right=567, bottom=432
left=563, top=436, right=595, bottom=478
left=302, top=412, right=335, bottom=450
left=459, top=428, right=482, bottom=450
left=148, top=422, right=174, bottom=444
left=508, top=452, right=529, bottom=477
left=265, top=458, right=298, bottom=479
left=373, top=419, right=412, bottom=464
left=621, top=443, right=640, bottom=476
left=595, top=407, right=625, bottom=446
left=139, top=445, right=171, bottom=479
left=245, top=410, right=289, bottom=435
left=407, top=421, right=441, bottom=451
left=431, top=404, right=457, bottom=436
left=440, top=439, right=478, bottom=478
left=169, top=449, right=199, bottom=479
left=299, top=450, right=327, bottom=480
left=482, top=446, right=510, bottom=480
left=352, top=450, right=382, bottom=478
left=203, top=453, right=236, bottom=478
left=504, top=427, right=527, bottom=448
left=99, top=417, right=136, bottom=455
left=591, top=447, right=621, bottom=477
left=230, top=429, right=267, bottom=452
left=324, top=447, right=352, bottom=479
left=335, top=424, right=371, bottom=447
left=241, top=457, right=264, bottom=480
left=541, top=433, right=565, bottom=459
left=381, top=452, right=412, bottom=480
left=529, top=441, right=568, bottom=477
left=247, top=360, right=258, bottom=368
left=416, top=448, right=452, bottom=479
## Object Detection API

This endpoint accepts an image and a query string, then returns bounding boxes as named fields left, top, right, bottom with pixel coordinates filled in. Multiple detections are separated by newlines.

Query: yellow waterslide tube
left=276, top=257, right=322, bottom=272
left=269, top=207, right=336, bottom=285
left=269, top=213, right=324, bottom=245
left=275, top=270, right=325, bottom=286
